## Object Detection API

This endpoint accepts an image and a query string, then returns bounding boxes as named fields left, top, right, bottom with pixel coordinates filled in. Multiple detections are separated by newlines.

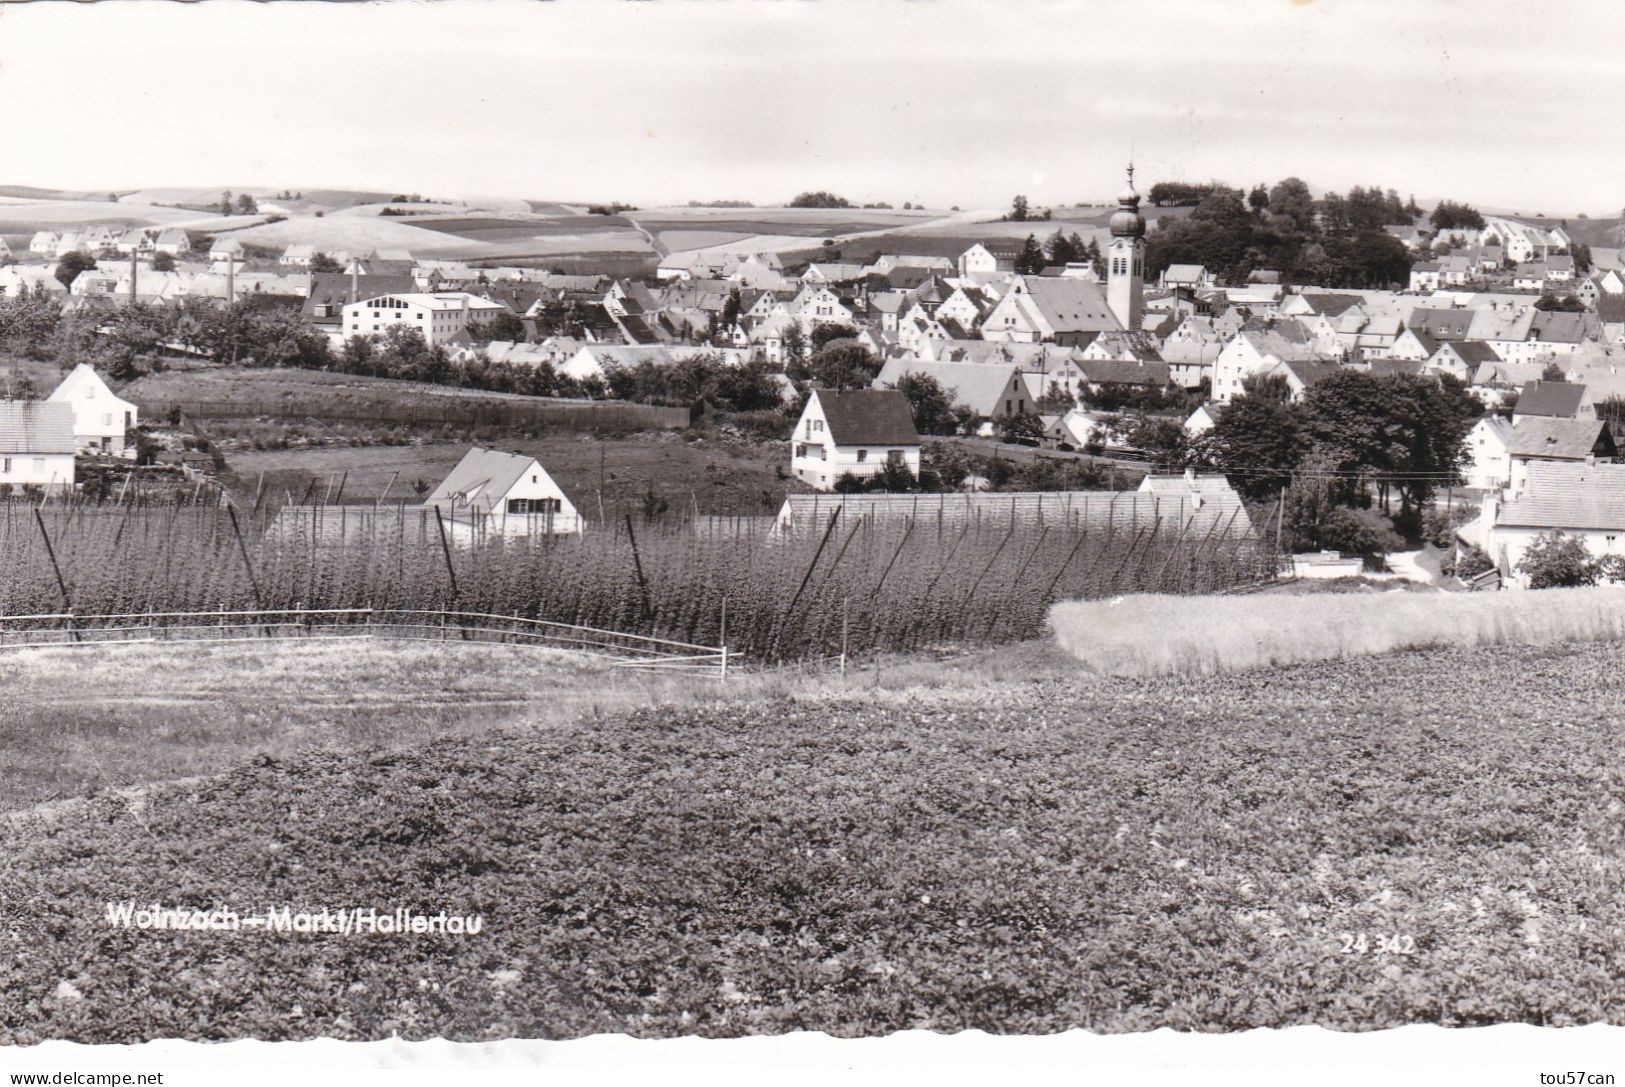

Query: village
left=2, top=173, right=1621, bottom=590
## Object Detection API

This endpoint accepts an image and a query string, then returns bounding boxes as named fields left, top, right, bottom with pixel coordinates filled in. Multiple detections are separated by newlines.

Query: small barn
left=423, top=447, right=582, bottom=538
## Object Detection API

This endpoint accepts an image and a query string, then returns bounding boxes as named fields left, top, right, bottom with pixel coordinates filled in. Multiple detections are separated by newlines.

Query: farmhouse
left=422, top=447, right=582, bottom=538
left=209, top=237, right=245, bottom=261
left=790, top=388, right=921, bottom=492
left=0, top=401, right=76, bottom=492
left=153, top=228, right=191, bottom=256
left=1480, top=461, right=1625, bottom=587
left=1503, top=416, right=1616, bottom=494
left=46, top=364, right=138, bottom=458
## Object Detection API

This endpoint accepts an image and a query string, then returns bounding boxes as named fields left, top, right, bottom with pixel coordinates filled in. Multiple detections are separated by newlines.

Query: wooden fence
left=133, top=397, right=690, bottom=432
left=0, top=607, right=730, bottom=677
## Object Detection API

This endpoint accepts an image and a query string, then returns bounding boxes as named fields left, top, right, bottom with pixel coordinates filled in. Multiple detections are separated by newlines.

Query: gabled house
left=1504, top=416, right=1616, bottom=494
left=153, top=228, right=191, bottom=256
left=422, top=447, right=581, bottom=537
left=209, top=237, right=245, bottom=261
left=979, top=276, right=1120, bottom=345
left=1513, top=380, right=1592, bottom=423
left=28, top=231, right=59, bottom=256
left=1424, top=340, right=1500, bottom=383
left=1462, top=415, right=1514, bottom=490
left=0, top=400, right=76, bottom=491
left=1210, top=322, right=1324, bottom=402
left=1258, top=357, right=1343, bottom=402
left=1480, top=461, right=1625, bottom=587
left=790, top=388, right=921, bottom=492
left=46, top=363, right=138, bottom=457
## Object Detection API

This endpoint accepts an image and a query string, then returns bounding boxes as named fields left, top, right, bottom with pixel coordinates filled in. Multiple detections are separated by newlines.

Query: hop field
left=0, top=499, right=1272, bottom=663
left=5, top=639, right=1625, bottom=1041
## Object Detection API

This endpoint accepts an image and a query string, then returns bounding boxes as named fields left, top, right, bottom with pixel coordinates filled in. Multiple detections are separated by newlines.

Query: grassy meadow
left=6, top=637, right=1625, bottom=1040
left=1049, top=588, right=1625, bottom=677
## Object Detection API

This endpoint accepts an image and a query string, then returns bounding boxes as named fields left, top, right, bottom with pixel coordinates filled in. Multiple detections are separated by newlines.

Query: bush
left=1519, top=531, right=1598, bottom=589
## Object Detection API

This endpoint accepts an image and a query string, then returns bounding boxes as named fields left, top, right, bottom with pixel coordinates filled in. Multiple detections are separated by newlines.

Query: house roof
left=1504, top=416, right=1610, bottom=460
left=1497, top=461, right=1625, bottom=531
left=0, top=400, right=76, bottom=455
left=1079, top=357, right=1170, bottom=386
left=1163, top=264, right=1208, bottom=282
left=423, top=447, right=543, bottom=516
left=1016, top=276, right=1121, bottom=333
left=1515, top=380, right=1587, bottom=418
left=814, top=388, right=920, bottom=446
left=873, top=358, right=1020, bottom=418
left=1438, top=340, right=1501, bottom=366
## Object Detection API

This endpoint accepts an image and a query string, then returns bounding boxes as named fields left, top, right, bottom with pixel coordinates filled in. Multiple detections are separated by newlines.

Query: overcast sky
left=1, top=0, right=1619, bottom=215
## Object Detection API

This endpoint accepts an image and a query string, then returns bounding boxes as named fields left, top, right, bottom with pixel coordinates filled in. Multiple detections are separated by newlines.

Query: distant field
left=655, top=230, right=754, bottom=251
left=411, top=215, right=635, bottom=239
left=222, top=429, right=791, bottom=517
left=637, top=217, right=920, bottom=238
left=0, top=200, right=203, bottom=230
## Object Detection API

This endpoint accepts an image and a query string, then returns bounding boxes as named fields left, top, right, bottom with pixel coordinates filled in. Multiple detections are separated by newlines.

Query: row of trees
left=1144, top=178, right=1419, bottom=288
left=1188, top=370, right=1483, bottom=550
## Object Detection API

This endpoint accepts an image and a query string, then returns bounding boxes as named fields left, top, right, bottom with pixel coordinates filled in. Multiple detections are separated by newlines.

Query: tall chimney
left=129, top=247, right=137, bottom=305
left=349, top=260, right=359, bottom=306
left=227, top=256, right=236, bottom=305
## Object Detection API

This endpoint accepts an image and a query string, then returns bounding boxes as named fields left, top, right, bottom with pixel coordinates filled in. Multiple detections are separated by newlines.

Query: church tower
left=1106, top=164, right=1145, bottom=331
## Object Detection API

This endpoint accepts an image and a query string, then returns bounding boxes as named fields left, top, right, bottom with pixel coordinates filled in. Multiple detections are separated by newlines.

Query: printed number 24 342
left=1340, top=932, right=1415, bottom=955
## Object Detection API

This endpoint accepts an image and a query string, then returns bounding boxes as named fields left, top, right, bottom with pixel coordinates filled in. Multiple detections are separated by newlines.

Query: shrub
left=1519, top=531, right=1597, bottom=589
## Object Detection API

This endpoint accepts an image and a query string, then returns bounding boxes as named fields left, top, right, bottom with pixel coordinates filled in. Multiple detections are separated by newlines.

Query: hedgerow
left=4, top=641, right=1625, bottom=1041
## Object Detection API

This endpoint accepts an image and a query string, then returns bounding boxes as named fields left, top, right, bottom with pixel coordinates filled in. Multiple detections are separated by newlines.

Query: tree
left=997, top=410, right=1045, bottom=444
left=1267, top=177, right=1316, bottom=235
left=810, top=321, right=856, bottom=352
left=1014, top=234, right=1046, bottom=275
left=781, top=323, right=807, bottom=376
left=150, top=251, right=175, bottom=272
left=1247, top=184, right=1270, bottom=213
left=1044, top=229, right=1078, bottom=267
left=54, top=251, right=96, bottom=289
left=1540, top=359, right=1569, bottom=381
left=1429, top=200, right=1485, bottom=231
left=808, top=339, right=879, bottom=391
left=219, top=191, right=233, bottom=216
left=788, top=191, right=851, bottom=209
left=1519, top=531, right=1598, bottom=588
left=1007, top=194, right=1030, bottom=223
left=1195, top=383, right=1309, bottom=502
left=310, top=251, right=342, bottom=273
left=889, top=372, right=959, bottom=435
left=235, top=193, right=258, bottom=215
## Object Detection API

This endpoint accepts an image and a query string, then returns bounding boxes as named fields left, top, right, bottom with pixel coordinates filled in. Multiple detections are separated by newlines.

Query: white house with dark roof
left=1478, top=461, right=1625, bottom=586
left=1503, top=416, right=1616, bottom=494
left=790, top=388, right=921, bottom=491
left=422, top=447, right=581, bottom=537
left=0, top=401, right=76, bottom=491
left=47, top=364, right=138, bottom=457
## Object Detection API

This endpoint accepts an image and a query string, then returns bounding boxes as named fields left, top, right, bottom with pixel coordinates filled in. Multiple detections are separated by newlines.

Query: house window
left=887, top=450, right=906, bottom=466
left=508, top=498, right=561, bottom=515
left=1, top=457, right=9, bottom=473
left=856, top=449, right=868, bottom=463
